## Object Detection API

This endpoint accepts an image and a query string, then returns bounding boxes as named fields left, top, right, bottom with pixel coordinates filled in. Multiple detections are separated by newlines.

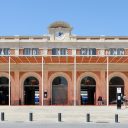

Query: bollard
left=1, top=112, right=4, bottom=121
left=58, top=113, right=61, bottom=122
left=115, top=114, right=118, bottom=123
left=29, top=112, right=33, bottom=121
left=86, top=113, right=90, bottom=122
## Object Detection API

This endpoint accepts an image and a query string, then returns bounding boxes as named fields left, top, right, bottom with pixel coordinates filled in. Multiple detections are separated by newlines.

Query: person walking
left=122, top=95, right=127, bottom=108
left=97, top=96, right=103, bottom=105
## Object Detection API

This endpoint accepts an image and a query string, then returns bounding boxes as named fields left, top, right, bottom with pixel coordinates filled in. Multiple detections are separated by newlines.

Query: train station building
left=0, top=21, right=128, bottom=106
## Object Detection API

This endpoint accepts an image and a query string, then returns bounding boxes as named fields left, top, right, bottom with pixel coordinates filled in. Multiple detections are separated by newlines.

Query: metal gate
left=52, top=84, right=68, bottom=105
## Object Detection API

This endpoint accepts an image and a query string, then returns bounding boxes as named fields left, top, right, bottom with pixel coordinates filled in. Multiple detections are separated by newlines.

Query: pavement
left=0, top=122, right=128, bottom=128
left=0, top=106, right=128, bottom=124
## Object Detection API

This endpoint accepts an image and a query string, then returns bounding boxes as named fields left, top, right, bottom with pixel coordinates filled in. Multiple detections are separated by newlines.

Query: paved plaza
left=0, top=106, right=128, bottom=124
left=0, top=122, right=128, bottom=128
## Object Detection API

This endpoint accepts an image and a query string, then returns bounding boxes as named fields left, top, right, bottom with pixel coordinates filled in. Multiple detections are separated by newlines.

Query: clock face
left=55, top=31, right=65, bottom=40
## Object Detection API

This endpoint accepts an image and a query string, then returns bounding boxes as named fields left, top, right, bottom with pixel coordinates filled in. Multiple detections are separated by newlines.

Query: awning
left=0, top=56, right=128, bottom=64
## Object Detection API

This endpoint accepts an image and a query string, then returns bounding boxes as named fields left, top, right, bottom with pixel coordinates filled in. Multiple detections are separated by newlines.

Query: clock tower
left=48, top=21, right=73, bottom=41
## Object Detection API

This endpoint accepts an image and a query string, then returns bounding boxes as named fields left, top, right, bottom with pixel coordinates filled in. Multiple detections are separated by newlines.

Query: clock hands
left=58, top=32, right=63, bottom=37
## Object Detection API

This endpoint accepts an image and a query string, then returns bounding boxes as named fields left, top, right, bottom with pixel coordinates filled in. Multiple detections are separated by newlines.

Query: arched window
left=109, top=48, right=124, bottom=55
left=81, top=76, right=96, bottom=86
left=80, top=48, right=96, bottom=55
left=109, top=77, right=124, bottom=85
left=52, top=76, right=68, bottom=85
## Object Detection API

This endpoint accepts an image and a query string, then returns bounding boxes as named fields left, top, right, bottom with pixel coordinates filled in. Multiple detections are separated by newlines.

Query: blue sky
left=0, top=0, right=128, bottom=36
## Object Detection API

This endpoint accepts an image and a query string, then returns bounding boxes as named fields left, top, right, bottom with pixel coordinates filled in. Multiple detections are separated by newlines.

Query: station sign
left=117, top=88, right=121, bottom=93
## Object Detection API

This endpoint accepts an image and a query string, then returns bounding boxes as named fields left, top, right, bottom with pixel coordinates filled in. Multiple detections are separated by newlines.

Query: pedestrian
left=122, top=95, right=127, bottom=108
left=97, top=96, right=103, bottom=105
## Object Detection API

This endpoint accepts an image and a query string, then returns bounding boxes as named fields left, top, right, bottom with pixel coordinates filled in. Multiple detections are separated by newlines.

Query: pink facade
left=0, top=21, right=128, bottom=106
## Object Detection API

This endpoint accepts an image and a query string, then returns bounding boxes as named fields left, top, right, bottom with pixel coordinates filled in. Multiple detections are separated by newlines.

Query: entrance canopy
left=0, top=55, right=128, bottom=64
left=1, top=55, right=128, bottom=106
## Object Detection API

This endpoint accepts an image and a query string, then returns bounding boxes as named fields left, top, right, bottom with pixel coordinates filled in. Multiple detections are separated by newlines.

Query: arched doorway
left=0, top=77, right=9, bottom=105
left=24, top=77, right=39, bottom=105
left=52, top=76, right=68, bottom=105
left=80, top=76, right=96, bottom=105
left=109, top=77, right=124, bottom=104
